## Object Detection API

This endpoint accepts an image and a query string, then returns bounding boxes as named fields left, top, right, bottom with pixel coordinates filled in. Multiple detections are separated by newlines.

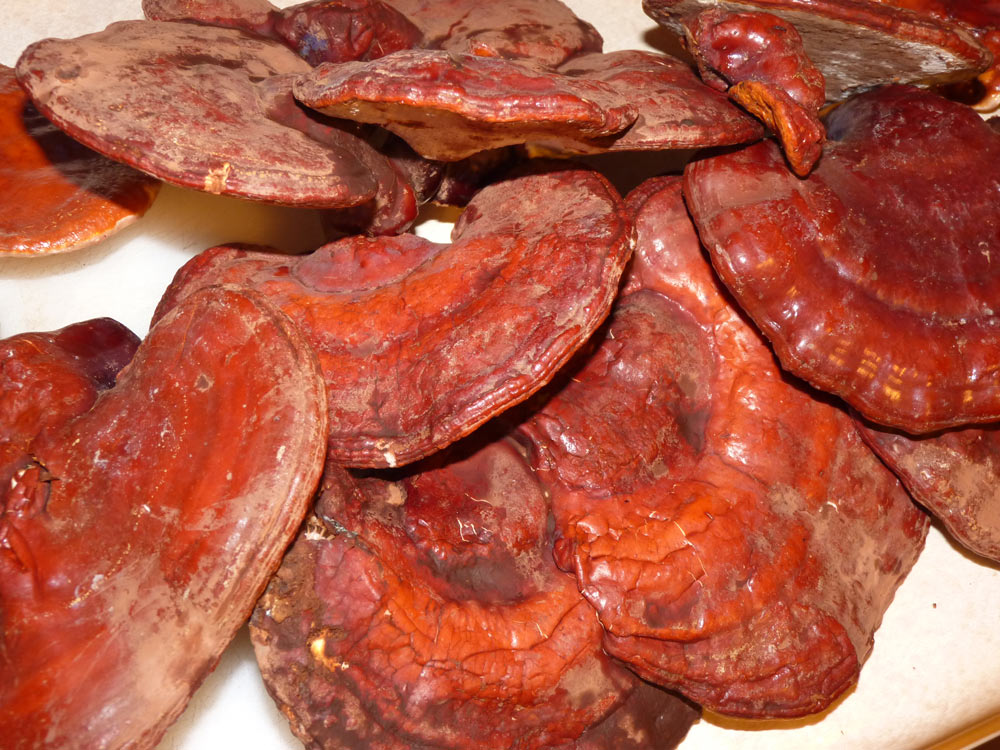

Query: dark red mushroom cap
left=517, top=176, right=928, bottom=718
left=0, top=286, right=328, bottom=749
left=0, top=65, right=159, bottom=256
left=15, top=21, right=380, bottom=208
left=153, top=166, right=633, bottom=468
left=643, top=0, right=991, bottom=100
left=251, top=437, right=697, bottom=749
left=142, top=0, right=280, bottom=36
left=685, top=84, right=1000, bottom=434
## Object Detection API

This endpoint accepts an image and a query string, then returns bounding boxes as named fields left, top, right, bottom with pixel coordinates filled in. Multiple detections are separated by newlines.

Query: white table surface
left=3, top=2, right=999, bottom=749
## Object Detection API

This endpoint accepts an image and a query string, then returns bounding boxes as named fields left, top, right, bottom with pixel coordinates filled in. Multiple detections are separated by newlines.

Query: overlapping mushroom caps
left=517, top=176, right=928, bottom=717
left=0, top=64, right=158, bottom=256
left=153, top=166, right=632, bottom=469
left=685, top=85, right=1000, bottom=433
left=15, top=20, right=418, bottom=234
left=643, top=0, right=992, bottom=100
left=0, top=287, right=328, bottom=749
left=251, top=437, right=699, bottom=749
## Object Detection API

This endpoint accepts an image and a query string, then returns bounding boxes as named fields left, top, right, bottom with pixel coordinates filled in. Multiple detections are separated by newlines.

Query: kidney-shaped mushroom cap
left=643, top=0, right=991, bottom=100
left=685, top=85, right=1000, bottom=433
left=293, top=49, right=639, bottom=161
left=0, top=65, right=159, bottom=256
left=251, top=437, right=697, bottom=749
left=0, top=286, right=328, bottom=750
left=382, top=0, right=603, bottom=66
left=859, top=420, right=1000, bottom=562
left=154, top=166, right=632, bottom=468
left=16, top=20, right=380, bottom=207
left=517, top=176, right=928, bottom=718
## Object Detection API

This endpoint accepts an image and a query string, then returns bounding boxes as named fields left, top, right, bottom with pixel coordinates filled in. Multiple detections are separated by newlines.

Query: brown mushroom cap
left=251, top=438, right=697, bottom=749
left=517, top=176, right=928, bottom=718
left=685, top=84, right=1000, bottom=433
left=858, top=420, right=1000, bottom=562
left=0, top=65, right=159, bottom=257
left=643, top=0, right=991, bottom=100
left=153, top=166, right=632, bottom=468
left=15, top=20, right=380, bottom=208
left=293, top=49, right=639, bottom=161
left=0, top=286, right=328, bottom=749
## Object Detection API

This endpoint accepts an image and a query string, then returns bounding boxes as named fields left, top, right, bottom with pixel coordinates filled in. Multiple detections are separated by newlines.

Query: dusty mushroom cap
left=16, top=20, right=380, bottom=208
left=643, top=0, right=991, bottom=100
left=517, top=176, right=928, bottom=718
left=144, top=0, right=424, bottom=65
left=685, top=85, right=1000, bottom=433
left=251, top=438, right=698, bottom=749
left=858, top=419, right=1000, bottom=562
left=153, top=166, right=632, bottom=468
left=0, top=286, right=328, bottom=750
left=0, top=65, right=159, bottom=257
left=556, top=49, right=765, bottom=152
left=293, top=49, right=638, bottom=161
left=382, top=0, right=603, bottom=66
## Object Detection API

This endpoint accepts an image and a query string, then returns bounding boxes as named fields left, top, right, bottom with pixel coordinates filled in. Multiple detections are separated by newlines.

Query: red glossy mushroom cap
left=16, top=21, right=379, bottom=208
left=0, top=287, right=328, bottom=749
left=251, top=438, right=698, bottom=749
left=0, top=65, right=159, bottom=256
left=153, top=165, right=633, bottom=468
left=685, top=84, right=1000, bottom=433
left=643, top=0, right=991, bottom=100
left=517, top=176, right=928, bottom=718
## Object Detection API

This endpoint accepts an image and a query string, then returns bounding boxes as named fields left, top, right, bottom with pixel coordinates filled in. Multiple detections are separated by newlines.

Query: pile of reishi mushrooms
left=2, top=0, right=1000, bottom=748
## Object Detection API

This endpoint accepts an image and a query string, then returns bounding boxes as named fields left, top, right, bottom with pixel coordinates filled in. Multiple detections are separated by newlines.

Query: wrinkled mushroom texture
left=0, top=65, right=159, bottom=256
left=153, top=166, right=632, bottom=468
left=293, top=49, right=638, bottom=161
left=859, top=420, right=1000, bottom=563
left=554, top=49, right=765, bottom=152
left=142, top=0, right=280, bottom=35
left=0, top=287, right=328, bottom=750
left=381, top=0, right=603, bottom=66
left=15, top=21, right=381, bottom=208
left=517, top=176, right=928, bottom=718
left=251, top=438, right=697, bottom=749
left=685, top=85, right=1000, bottom=434
left=642, top=0, right=991, bottom=100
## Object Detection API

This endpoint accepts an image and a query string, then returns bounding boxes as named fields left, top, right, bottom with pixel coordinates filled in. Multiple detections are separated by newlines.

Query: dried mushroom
left=251, top=437, right=698, bottom=749
left=0, top=287, right=328, bottom=749
left=153, top=166, right=632, bottom=468
left=0, top=64, right=158, bottom=256
left=517, top=177, right=928, bottom=717
left=685, top=85, right=1000, bottom=433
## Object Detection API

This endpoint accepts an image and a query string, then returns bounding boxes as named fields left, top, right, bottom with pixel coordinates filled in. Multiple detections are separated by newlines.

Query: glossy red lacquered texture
left=686, top=85, right=1000, bottom=433
left=0, top=287, right=328, bottom=750
left=153, top=166, right=633, bottom=468
left=0, top=65, right=159, bottom=256
left=251, top=437, right=698, bottom=749
left=643, top=0, right=991, bottom=100
left=518, top=176, right=928, bottom=718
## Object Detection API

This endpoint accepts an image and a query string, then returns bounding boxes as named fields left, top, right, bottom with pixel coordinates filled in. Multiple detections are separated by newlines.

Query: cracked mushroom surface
left=251, top=436, right=699, bottom=749
left=685, top=84, right=1000, bottom=434
left=153, top=166, right=632, bottom=468
left=517, top=176, right=928, bottom=718
left=0, top=287, right=328, bottom=750
left=0, top=64, right=159, bottom=256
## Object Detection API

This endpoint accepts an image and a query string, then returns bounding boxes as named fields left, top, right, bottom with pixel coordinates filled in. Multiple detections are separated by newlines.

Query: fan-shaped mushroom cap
left=0, top=287, right=328, bottom=749
left=0, top=65, right=159, bottom=256
left=517, top=176, right=928, bottom=718
left=685, top=85, right=1000, bottom=433
left=154, top=166, right=632, bottom=468
left=142, top=0, right=279, bottom=36
left=294, top=49, right=639, bottom=161
left=16, top=21, right=380, bottom=208
left=643, top=0, right=991, bottom=100
left=251, top=438, right=698, bottom=749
